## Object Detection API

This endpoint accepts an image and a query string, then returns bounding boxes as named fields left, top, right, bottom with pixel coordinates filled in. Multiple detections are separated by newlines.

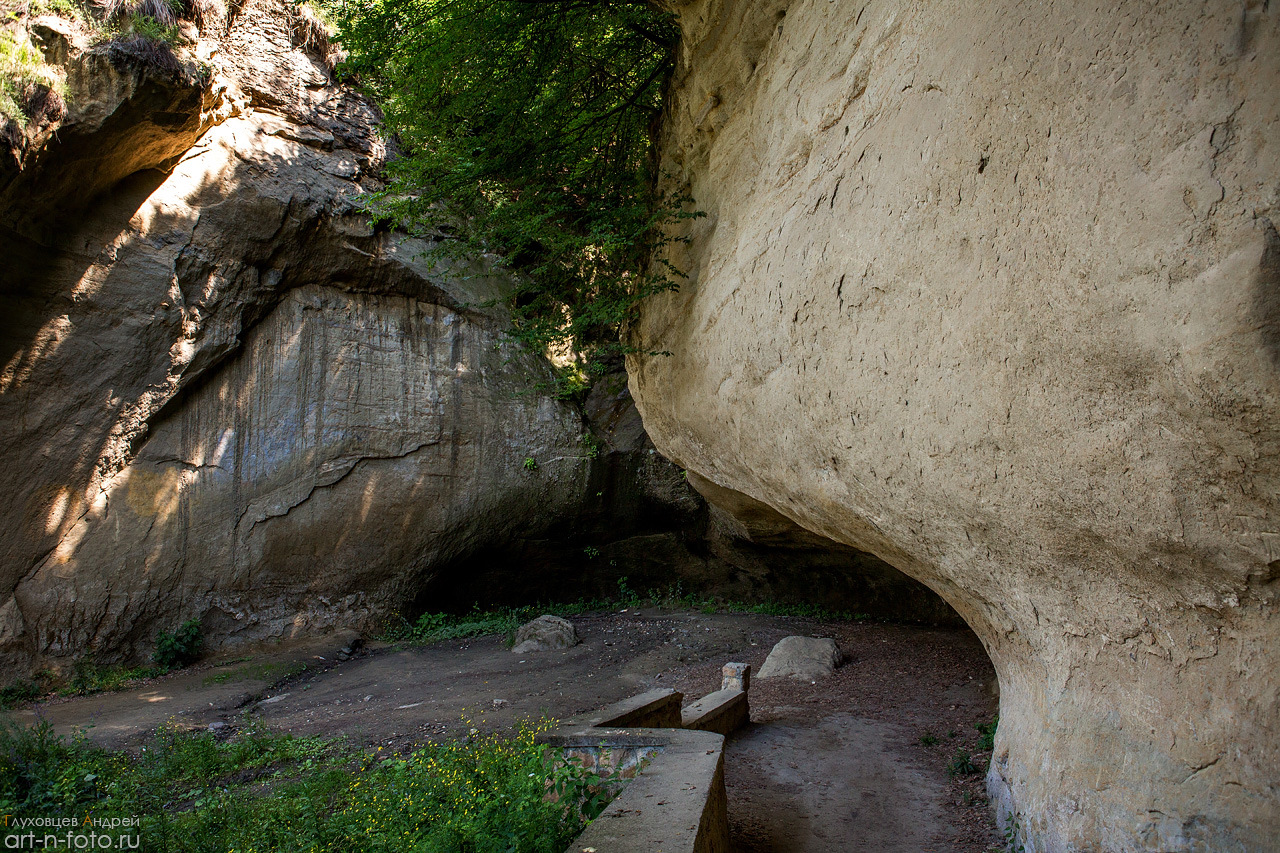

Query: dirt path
left=728, top=715, right=946, bottom=852
left=13, top=610, right=1001, bottom=851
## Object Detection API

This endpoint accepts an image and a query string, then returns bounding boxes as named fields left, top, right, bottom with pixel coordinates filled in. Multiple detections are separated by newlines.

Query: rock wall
left=0, top=0, right=594, bottom=669
left=425, top=373, right=959, bottom=625
left=631, top=0, right=1279, bottom=850
left=0, top=0, right=959, bottom=673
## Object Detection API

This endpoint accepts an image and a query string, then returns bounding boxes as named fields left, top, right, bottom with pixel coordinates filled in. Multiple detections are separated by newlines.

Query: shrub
left=32, top=0, right=87, bottom=20
left=152, top=618, right=203, bottom=669
left=0, top=672, right=54, bottom=710
left=63, top=660, right=162, bottom=695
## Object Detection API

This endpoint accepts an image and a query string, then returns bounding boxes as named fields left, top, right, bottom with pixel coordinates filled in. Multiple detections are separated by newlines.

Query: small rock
left=208, top=721, right=227, bottom=732
left=722, top=662, right=751, bottom=692
left=259, top=693, right=290, bottom=706
left=363, top=695, right=372, bottom=702
left=511, top=615, right=579, bottom=654
left=492, top=698, right=508, bottom=709
left=757, top=636, right=843, bottom=681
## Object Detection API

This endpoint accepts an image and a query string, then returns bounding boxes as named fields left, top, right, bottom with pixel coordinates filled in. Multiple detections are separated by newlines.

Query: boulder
left=756, top=636, right=842, bottom=681
left=631, top=0, right=1280, bottom=849
left=511, top=615, right=579, bottom=654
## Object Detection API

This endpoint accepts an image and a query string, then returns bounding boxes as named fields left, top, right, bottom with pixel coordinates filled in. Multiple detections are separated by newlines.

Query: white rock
left=757, top=636, right=842, bottom=681
left=510, top=615, right=579, bottom=654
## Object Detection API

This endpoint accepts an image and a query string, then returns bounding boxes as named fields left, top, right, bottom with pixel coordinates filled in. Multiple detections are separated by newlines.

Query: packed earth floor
left=17, top=609, right=1003, bottom=852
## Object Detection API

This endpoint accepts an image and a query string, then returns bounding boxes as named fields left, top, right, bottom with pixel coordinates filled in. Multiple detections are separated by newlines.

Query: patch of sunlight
left=44, top=487, right=72, bottom=534
left=0, top=315, right=72, bottom=394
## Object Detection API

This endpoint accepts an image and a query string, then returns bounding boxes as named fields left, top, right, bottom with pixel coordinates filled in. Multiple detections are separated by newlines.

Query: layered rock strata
left=0, top=0, right=592, bottom=669
left=632, top=0, right=1280, bottom=850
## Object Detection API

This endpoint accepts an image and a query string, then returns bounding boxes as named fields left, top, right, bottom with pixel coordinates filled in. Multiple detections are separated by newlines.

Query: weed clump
left=976, top=714, right=999, bottom=751
left=947, top=747, right=980, bottom=778
left=152, top=618, right=203, bottom=669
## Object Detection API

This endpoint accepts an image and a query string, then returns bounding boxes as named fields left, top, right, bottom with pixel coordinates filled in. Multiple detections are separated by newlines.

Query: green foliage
left=615, top=575, right=641, bottom=608
left=201, top=660, right=304, bottom=687
left=100, top=0, right=185, bottom=28
left=31, top=0, right=87, bottom=20
left=63, top=660, right=164, bottom=696
left=152, top=618, right=204, bottom=670
left=0, top=27, right=63, bottom=122
left=125, top=12, right=180, bottom=45
left=523, top=456, right=538, bottom=471
left=408, top=609, right=524, bottom=644
left=976, top=713, right=999, bottom=751
left=946, top=747, right=980, bottom=778
left=0, top=720, right=121, bottom=813
left=1000, top=811, right=1026, bottom=853
left=919, top=732, right=939, bottom=746
left=0, top=671, right=54, bottom=710
left=0, top=717, right=605, bottom=852
left=331, top=0, right=700, bottom=374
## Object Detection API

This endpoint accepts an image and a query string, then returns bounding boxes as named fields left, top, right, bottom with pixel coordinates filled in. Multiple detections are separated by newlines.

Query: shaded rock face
left=632, top=0, right=1279, bottom=850
left=0, top=0, right=589, bottom=669
left=421, top=370, right=961, bottom=625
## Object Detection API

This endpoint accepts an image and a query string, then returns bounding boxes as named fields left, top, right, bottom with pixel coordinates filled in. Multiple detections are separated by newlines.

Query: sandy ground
left=13, top=609, right=1001, bottom=851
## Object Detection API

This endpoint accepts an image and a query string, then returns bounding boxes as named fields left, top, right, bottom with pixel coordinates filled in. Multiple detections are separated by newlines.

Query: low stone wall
left=540, top=674, right=750, bottom=853
left=539, top=726, right=729, bottom=853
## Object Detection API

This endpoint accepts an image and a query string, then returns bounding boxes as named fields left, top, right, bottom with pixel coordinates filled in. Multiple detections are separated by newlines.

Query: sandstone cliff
left=632, top=0, right=1279, bottom=850
left=1, top=0, right=956, bottom=674
left=0, top=0, right=598, bottom=668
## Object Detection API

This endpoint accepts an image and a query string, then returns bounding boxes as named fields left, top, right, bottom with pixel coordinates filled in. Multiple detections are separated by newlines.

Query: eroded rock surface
left=0, top=0, right=590, bottom=669
left=632, top=0, right=1280, bottom=850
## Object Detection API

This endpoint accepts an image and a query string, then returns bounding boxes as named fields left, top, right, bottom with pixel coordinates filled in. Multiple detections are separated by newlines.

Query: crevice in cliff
left=235, top=438, right=444, bottom=540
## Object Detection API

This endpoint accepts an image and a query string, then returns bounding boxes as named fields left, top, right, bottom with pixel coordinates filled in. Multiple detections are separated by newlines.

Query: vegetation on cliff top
left=0, top=24, right=64, bottom=124
left=331, top=0, right=695, bottom=389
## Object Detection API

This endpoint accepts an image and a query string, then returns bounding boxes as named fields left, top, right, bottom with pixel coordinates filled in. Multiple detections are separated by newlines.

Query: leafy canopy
left=332, top=0, right=694, bottom=385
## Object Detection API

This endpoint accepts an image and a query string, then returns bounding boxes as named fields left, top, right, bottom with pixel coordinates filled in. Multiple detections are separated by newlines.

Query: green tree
left=333, top=0, right=695, bottom=387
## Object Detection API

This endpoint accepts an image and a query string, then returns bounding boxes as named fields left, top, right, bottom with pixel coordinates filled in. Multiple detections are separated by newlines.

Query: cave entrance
left=404, top=473, right=1002, bottom=851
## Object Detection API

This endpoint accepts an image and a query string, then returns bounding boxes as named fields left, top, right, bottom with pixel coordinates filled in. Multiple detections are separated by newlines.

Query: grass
left=201, top=661, right=304, bottom=687
left=0, top=716, right=612, bottom=852
left=64, top=661, right=166, bottom=695
left=386, top=580, right=871, bottom=647
left=0, top=26, right=64, bottom=123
